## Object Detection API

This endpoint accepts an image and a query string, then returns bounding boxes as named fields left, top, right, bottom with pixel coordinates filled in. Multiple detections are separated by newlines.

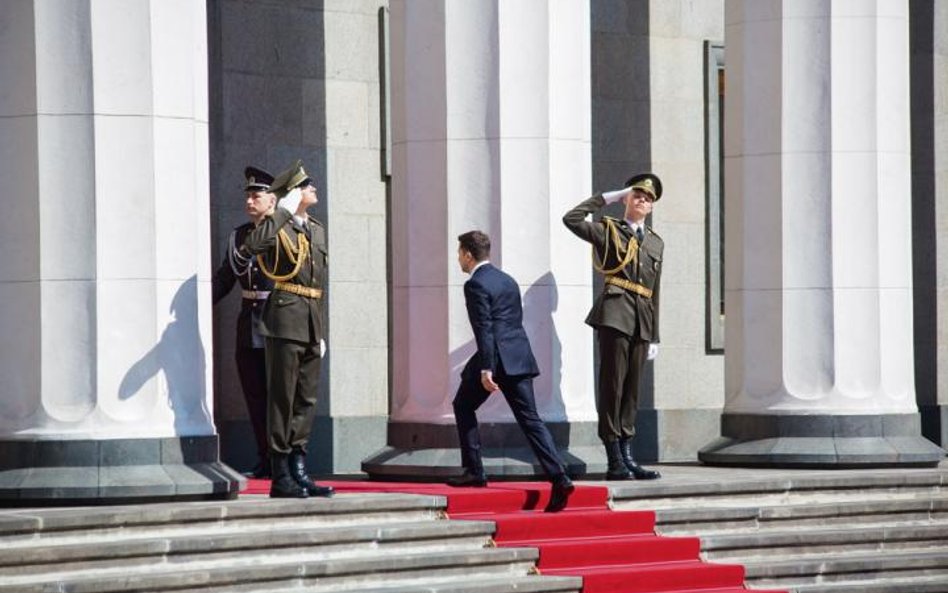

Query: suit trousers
left=597, top=326, right=649, bottom=443
left=453, top=374, right=566, bottom=479
left=264, top=336, right=322, bottom=454
left=235, top=346, right=269, bottom=459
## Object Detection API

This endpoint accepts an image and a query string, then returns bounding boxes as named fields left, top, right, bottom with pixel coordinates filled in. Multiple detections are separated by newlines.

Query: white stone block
left=398, top=1, right=447, bottom=143
left=735, top=153, right=782, bottom=290
left=149, top=0, right=198, bottom=119
left=831, top=18, right=878, bottom=152
left=40, top=280, right=96, bottom=423
left=0, top=1, right=37, bottom=117
left=0, top=281, right=41, bottom=433
left=37, top=115, right=95, bottom=280
left=444, top=2, right=500, bottom=140
left=0, top=117, right=39, bottom=282
left=90, top=0, right=154, bottom=115
left=154, top=117, right=199, bottom=280
left=328, top=347, right=388, bottom=416
left=34, top=0, right=93, bottom=114
left=97, top=279, right=165, bottom=433
left=330, top=280, right=387, bottom=348
left=739, top=18, right=782, bottom=155
left=549, top=0, right=590, bottom=140
left=326, top=80, right=370, bottom=148
left=498, top=0, right=549, bottom=139
left=325, top=11, right=380, bottom=83
left=391, top=286, right=453, bottom=422
left=780, top=151, right=831, bottom=289
left=93, top=115, right=156, bottom=280
left=554, top=285, right=597, bottom=422
left=781, top=15, right=830, bottom=154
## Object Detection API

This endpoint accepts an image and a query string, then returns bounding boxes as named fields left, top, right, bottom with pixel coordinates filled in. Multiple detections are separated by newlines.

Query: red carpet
left=241, top=479, right=787, bottom=593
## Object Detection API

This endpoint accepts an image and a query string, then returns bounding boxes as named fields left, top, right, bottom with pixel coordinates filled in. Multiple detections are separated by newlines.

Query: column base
left=0, top=436, right=245, bottom=506
left=362, top=421, right=609, bottom=480
left=699, top=413, right=945, bottom=468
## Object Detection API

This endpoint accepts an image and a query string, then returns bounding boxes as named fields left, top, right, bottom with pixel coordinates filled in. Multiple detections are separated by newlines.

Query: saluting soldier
left=212, top=166, right=277, bottom=479
left=242, top=160, right=333, bottom=499
left=563, top=173, right=664, bottom=481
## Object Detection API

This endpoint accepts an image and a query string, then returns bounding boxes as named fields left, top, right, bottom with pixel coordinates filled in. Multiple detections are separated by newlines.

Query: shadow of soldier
left=118, top=275, right=213, bottom=436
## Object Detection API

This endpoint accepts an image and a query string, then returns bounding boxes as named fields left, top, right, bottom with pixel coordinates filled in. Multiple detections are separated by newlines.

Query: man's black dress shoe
left=446, top=471, right=488, bottom=487
left=545, top=476, right=575, bottom=513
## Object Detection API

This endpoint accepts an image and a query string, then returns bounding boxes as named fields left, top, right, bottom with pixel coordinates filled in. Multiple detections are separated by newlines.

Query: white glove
left=277, top=187, right=303, bottom=214
left=647, top=343, right=659, bottom=361
left=602, top=186, right=633, bottom=205
left=319, top=339, right=327, bottom=357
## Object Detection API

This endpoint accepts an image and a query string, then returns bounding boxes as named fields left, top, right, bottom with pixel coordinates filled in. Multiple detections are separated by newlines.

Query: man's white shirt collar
left=470, top=260, right=491, bottom=275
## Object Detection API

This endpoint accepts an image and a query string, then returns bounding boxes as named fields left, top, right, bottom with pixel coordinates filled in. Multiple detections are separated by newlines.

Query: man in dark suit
left=212, top=166, right=276, bottom=478
left=242, top=160, right=333, bottom=499
left=450, top=230, right=574, bottom=512
left=563, top=173, right=663, bottom=481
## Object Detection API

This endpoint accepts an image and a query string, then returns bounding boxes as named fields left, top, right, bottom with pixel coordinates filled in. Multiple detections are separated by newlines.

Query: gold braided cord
left=592, top=217, right=638, bottom=275
left=257, top=229, right=309, bottom=282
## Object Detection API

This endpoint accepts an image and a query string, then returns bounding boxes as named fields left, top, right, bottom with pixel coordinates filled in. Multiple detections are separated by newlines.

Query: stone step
left=701, top=522, right=948, bottom=560
left=0, top=493, right=445, bottom=542
left=0, top=518, right=496, bottom=577
left=172, top=574, right=583, bottom=593
left=743, top=549, right=948, bottom=589
left=655, top=497, right=948, bottom=535
left=0, top=546, right=542, bottom=593
left=789, top=574, right=948, bottom=593
left=611, top=469, right=948, bottom=512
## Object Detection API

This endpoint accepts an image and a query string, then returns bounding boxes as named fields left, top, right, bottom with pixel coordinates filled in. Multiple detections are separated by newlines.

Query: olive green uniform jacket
left=242, top=208, right=328, bottom=345
left=562, top=195, right=663, bottom=343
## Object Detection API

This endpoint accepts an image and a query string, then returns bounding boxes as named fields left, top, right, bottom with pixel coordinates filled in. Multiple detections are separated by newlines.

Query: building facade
left=1, top=1, right=944, bottom=500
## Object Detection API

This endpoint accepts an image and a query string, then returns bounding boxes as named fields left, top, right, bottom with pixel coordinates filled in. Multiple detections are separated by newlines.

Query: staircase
left=611, top=467, right=948, bottom=593
left=0, top=492, right=581, bottom=593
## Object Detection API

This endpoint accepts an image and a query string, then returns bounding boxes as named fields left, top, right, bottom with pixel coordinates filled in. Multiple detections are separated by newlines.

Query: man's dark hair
left=458, top=230, right=491, bottom=261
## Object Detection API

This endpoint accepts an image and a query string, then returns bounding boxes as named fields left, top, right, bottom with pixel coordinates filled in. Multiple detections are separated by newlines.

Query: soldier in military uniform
left=212, top=166, right=276, bottom=479
left=563, top=173, right=664, bottom=481
left=242, top=160, right=334, bottom=499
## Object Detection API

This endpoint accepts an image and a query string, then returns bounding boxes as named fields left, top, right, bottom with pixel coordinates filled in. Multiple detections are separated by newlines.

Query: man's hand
left=647, top=343, right=659, bottom=361
left=602, top=186, right=633, bottom=205
left=480, top=370, right=500, bottom=393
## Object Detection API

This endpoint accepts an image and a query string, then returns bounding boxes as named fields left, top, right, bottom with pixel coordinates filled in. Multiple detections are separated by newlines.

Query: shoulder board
left=646, top=226, right=663, bottom=241
left=308, top=216, right=324, bottom=228
left=235, top=221, right=254, bottom=233
left=601, top=215, right=622, bottom=225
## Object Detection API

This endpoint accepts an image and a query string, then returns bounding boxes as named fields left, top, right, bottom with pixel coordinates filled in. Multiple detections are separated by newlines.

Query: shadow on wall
left=524, top=271, right=566, bottom=421
left=119, top=275, right=212, bottom=436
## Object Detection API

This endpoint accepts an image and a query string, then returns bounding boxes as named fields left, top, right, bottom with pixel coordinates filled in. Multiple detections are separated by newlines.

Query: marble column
left=363, top=0, right=599, bottom=478
left=0, top=0, right=242, bottom=503
left=700, top=0, right=943, bottom=466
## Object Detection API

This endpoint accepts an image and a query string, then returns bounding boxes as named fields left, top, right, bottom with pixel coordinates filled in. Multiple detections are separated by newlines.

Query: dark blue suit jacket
left=462, top=263, right=540, bottom=380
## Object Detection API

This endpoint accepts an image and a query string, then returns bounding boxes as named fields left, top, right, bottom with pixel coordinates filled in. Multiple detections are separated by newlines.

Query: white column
left=701, top=0, right=942, bottom=465
left=0, top=0, right=240, bottom=501
left=370, top=0, right=595, bottom=477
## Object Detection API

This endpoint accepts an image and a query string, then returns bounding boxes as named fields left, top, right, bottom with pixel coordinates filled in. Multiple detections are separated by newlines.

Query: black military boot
left=289, top=447, right=335, bottom=497
left=605, top=440, right=633, bottom=480
left=269, top=453, right=308, bottom=498
left=619, top=438, right=661, bottom=480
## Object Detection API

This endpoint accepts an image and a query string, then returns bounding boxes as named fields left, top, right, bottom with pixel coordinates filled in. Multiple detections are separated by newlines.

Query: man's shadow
left=119, top=275, right=212, bottom=436
left=524, top=271, right=566, bottom=420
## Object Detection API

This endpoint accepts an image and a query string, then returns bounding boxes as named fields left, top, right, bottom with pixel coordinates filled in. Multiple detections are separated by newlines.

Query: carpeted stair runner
left=242, top=479, right=787, bottom=593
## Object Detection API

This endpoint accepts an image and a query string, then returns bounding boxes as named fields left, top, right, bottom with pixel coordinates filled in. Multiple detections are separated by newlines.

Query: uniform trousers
left=597, top=326, right=649, bottom=443
left=453, top=373, right=566, bottom=479
left=264, top=336, right=321, bottom=454
left=234, top=346, right=269, bottom=459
